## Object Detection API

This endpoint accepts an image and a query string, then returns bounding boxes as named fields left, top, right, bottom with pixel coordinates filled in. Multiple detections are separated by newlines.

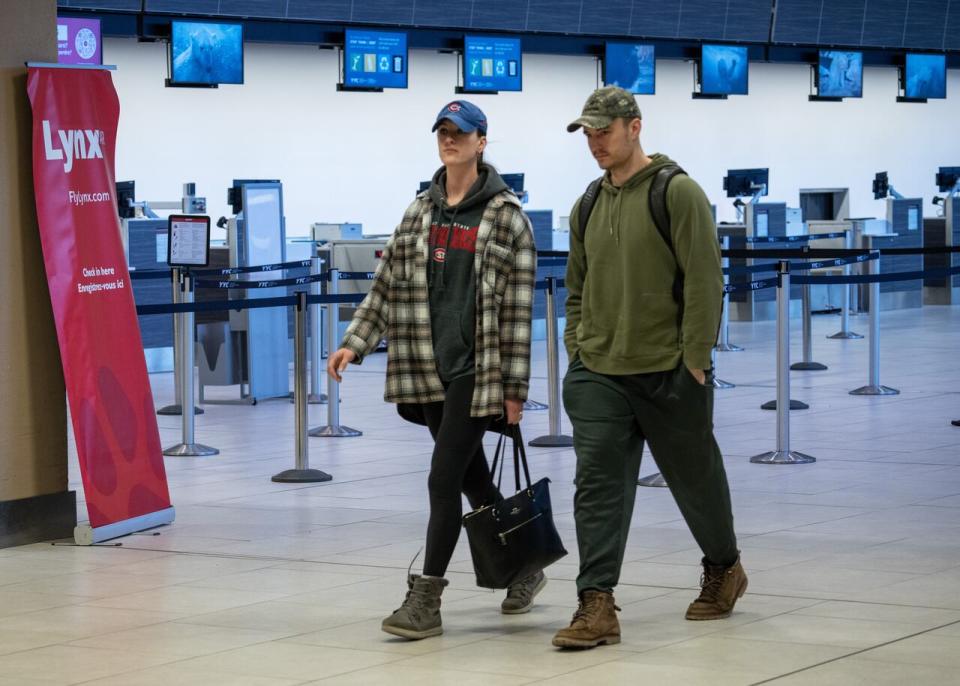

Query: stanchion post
left=529, top=277, right=573, bottom=448
left=752, top=261, right=815, bottom=464
left=849, top=256, right=899, bottom=396
left=163, top=273, right=218, bottom=457
left=273, top=291, right=332, bottom=482
left=711, top=348, right=735, bottom=389
left=716, top=235, right=743, bottom=352
left=308, top=255, right=327, bottom=404
left=828, top=229, right=863, bottom=338
left=791, top=282, right=828, bottom=371
left=157, top=268, right=203, bottom=416
left=310, top=268, right=362, bottom=437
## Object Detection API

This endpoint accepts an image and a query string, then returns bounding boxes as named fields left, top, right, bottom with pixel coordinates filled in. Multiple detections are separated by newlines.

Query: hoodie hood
left=598, top=153, right=677, bottom=246
left=428, top=163, right=510, bottom=214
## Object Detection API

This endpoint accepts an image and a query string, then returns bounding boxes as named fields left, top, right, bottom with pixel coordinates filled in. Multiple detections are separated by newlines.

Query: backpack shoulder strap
left=575, top=176, right=604, bottom=239
left=648, top=164, right=686, bottom=258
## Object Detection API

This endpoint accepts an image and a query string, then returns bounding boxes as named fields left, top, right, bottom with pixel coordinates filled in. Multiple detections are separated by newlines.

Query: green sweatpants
left=563, top=357, right=738, bottom=594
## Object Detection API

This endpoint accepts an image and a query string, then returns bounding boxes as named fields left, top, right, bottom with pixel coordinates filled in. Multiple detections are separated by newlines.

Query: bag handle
left=490, top=429, right=508, bottom=492
left=511, top=425, right=533, bottom=492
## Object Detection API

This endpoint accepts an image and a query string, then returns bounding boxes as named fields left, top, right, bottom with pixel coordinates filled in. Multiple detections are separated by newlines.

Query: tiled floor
left=3, top=305, right=960, bottom=685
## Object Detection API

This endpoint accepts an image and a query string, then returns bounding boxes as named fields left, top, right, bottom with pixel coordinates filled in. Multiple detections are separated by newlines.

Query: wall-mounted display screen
left=343, top=29, right=408, bottom=89
left=604, top=43, right=655, bottom=95
left=463, top=35, right=521, bottom=92
left=818, top=50, right=863, bottom=97
left=57, top=17, right=102, bottom=66
left=701, top=44, right=748, bottom=95
left=905, top=53, right=946, bottom=99
left=170, top=21, right=243, bottom=85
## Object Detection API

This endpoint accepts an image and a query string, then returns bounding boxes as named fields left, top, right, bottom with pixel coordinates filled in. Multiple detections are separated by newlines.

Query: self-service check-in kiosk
left=924, top=167, right=960, bottom=305
left=197, top=180, right=290, bottom=404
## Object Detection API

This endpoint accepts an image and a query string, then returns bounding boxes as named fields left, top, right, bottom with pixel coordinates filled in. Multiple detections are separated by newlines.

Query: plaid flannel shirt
left=341, top=189, right=536, bottom=418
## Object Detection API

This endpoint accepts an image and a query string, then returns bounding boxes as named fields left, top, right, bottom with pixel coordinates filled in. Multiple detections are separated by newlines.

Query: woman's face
left=435, top=119, right=485, bottom=168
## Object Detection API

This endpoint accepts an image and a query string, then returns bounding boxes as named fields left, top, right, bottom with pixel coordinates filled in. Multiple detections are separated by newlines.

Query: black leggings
left=421, top=375, right=501, bottom=577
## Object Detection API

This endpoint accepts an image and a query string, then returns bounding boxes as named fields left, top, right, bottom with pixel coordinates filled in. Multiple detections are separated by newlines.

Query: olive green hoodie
left=564, top=153, right=722, bottom=375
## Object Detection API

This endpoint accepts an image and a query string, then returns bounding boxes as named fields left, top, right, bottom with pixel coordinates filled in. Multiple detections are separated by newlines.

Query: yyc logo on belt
left=42, top=120, right=104, bottom=173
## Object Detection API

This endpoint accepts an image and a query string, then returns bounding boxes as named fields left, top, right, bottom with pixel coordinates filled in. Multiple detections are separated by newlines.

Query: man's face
left=582, top=118, right=638, bottom=170
left=435, top=120, right=484, bottom=167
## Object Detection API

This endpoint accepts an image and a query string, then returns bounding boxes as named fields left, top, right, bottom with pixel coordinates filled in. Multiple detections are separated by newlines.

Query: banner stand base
left=74, top=506, right=176, bottom=545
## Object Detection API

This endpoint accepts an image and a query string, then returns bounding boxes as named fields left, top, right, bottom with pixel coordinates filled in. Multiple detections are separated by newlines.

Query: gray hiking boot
left=501, top=570, right=547, bottom=614
left=381, top=574, right=449, bottom=640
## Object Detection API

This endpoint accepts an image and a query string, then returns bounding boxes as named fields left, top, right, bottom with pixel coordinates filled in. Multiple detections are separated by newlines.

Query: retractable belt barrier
left=132, top=245, right=959, bottom=479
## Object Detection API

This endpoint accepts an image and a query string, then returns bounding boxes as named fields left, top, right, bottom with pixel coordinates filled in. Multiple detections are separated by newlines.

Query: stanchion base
left=523, top=399, right=548, bottom=411
left=157, top=404, right=204, bottom=416
left=712, top=378, right=735, bottom=389
left=849, top=385, right=900, bottom=396
left=715, top=344, right=744, bottom=352
left=163, top=443, right=219, bottom=457
left=750, top=450, right=816, bottom=465
left=289, top=393, right=329, bottom=405
left=828, top=331, right=864, bottom=339
left=637, top=472, right=668, bottom=488
left=308, top=425, right=362, bottom=437
left=791, top=362, right=828, bottom=371
left=761, top=399, right=810, bottom=410
left=528, top=435, right=574, bottom=448
left=271, top=468, right=332, bottom=483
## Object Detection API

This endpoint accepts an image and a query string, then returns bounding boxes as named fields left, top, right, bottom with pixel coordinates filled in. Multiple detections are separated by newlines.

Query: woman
left=327, top=100, right=541, bottom=640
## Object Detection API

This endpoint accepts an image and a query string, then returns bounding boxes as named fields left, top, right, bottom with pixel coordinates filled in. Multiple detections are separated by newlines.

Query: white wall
left=107, top=37, right=960, bottom=238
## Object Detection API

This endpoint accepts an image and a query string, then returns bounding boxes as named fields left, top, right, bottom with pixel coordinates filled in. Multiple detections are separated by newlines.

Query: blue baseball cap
left=431, top=100, right=488, bottom=136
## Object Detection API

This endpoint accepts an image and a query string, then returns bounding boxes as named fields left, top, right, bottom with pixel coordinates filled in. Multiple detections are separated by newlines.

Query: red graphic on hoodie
left=429, top=222, right=479, bottom=263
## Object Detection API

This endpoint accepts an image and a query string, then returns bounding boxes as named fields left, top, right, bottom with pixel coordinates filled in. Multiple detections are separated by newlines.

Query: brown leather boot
left=552, top=590, right=621, bottom=649
left=685, top=555, right=748, bottom=620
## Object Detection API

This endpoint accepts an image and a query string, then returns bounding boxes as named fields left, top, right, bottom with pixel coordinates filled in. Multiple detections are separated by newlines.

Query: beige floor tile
left=397, top=639, right=629, bottom=678
left=68, top=622, right=294, bottom=658
left=0, top=645, right=175, bottom=684
left=535, top=660, right=767, bottom=685
left=82, top=585, right=290, bottom=616
left=719, top=613, right=928, bottom=648
left=173, top=641, right=401, bottom=681
left=177, top=600, right=384, bottom=634
left=303, top=663, right=536, bottom=685
left=78, top=661, right=302, bottom=685
left=769, top=657, right=960, bottom=685
left=0, top=606, right=181, bottom=642
left=855, top=632, right=960, bottom=668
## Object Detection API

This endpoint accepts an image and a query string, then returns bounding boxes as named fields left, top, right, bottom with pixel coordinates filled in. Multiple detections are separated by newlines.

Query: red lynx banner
left=27, top=65, right=173, bottom=542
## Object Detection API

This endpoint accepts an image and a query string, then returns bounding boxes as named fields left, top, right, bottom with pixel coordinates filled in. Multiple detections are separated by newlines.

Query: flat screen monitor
left=604, top=43, right=655, bottom=95
left=817, top=50, right=863, bottom=98
left=57, top=16, right=102, bottom=66
left=170, top=21, right=243, bottom=86
left=228, top=179, right=280, bottom=214
left=116, top=180, right=136, bottom=219
left=501, top=173, right=524, bottom=195
left=723, top=168, right=769, bottom=198
left=701, top=44, right=748, bottom=96
left=463, top=35, right=522, bottom=92
left=872, top=172, right=889, bottom=200
left=905, top=53, right=946, bottom=99
left=342, top=29, right=408, bottom=89
left=936, top=167, right=960, bottom=192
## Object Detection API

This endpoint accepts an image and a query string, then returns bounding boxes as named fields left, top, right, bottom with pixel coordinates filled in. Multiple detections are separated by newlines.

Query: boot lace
left=571, top=593, right=619, bottom=626
left=694, top=568, right=725, bottom=604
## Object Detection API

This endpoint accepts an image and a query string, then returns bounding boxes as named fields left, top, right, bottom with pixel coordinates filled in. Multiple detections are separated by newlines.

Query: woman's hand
left=327, top=348, right=357, bottom=382
left=504, top=398, right=524, bottom=425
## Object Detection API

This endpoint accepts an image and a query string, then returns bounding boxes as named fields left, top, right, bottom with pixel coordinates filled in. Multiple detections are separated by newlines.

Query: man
left=552, top=86, right=746, bottom=649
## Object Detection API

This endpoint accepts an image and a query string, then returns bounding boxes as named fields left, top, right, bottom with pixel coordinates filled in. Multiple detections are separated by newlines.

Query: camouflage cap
left=567, top=86, right=642, bottom=133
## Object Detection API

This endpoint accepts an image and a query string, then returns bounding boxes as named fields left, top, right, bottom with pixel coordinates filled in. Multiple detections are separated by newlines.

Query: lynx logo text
left=42, top=120, right=105, bottom=173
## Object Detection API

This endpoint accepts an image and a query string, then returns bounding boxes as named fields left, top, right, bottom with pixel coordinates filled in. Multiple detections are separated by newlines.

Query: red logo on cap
left=447, top=103, right=461, bottom=112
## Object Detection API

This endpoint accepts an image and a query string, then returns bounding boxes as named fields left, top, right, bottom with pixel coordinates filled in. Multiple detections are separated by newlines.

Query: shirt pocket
left=482, top=242, right=513, bottom=302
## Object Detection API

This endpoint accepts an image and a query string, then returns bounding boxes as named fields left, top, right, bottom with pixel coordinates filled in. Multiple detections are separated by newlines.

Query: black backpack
left=576, top=164, right=687, bottom=319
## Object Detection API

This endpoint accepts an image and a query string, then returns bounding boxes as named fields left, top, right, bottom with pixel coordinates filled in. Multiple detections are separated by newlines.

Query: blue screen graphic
left=818, top=50, right=863, bottom=97
left=604, top=43, right=655, bottom=95
left=171, top=21, right=243, bottom=85
left=905, top=54, right=946, bottom=99
left=701, top=44, right=748, bottom=95
left=343, top=29, right=408, bottom=89
left=463, top=35, right=522, bottom=92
